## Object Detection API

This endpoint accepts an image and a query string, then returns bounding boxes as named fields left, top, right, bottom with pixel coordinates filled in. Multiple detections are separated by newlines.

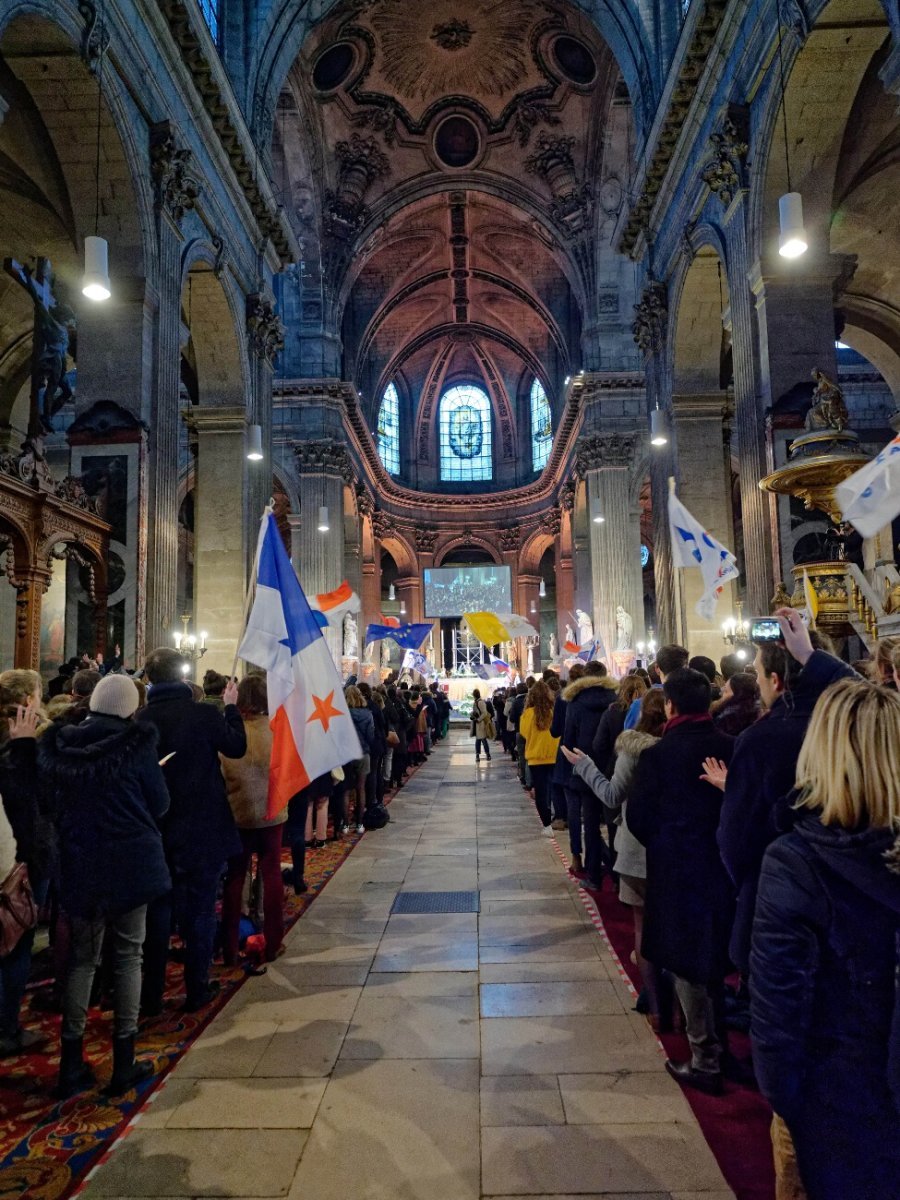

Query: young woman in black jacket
left=750, top=679, right=900, bottom=1199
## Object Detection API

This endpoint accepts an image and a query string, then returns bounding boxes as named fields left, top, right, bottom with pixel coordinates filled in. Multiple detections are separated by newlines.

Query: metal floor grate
left=391, top=891, right=480, bottom=914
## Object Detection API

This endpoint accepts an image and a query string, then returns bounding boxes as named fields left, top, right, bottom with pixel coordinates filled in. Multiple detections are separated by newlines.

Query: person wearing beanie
left=38, top=672, right=171, bottom=1099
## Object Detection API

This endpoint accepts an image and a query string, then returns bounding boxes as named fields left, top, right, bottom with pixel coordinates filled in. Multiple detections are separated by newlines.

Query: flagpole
left=230, top=503, right=272, bottom=680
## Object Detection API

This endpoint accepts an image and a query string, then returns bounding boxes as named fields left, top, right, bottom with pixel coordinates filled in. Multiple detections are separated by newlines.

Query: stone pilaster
left=672, top=393, right=735, bottom=661
left=723, top=191, right=775, bottom=614
left=294, top=439, right=353, bottom=663
left=183, top=406, right=248, bottom=678
left=576, top=432, right=645, bottom=667
left=145, top=218, right=182, bottom=653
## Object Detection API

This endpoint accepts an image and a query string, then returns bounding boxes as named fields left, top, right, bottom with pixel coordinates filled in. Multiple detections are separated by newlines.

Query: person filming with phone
left=705, top=609, right=856, bottom=977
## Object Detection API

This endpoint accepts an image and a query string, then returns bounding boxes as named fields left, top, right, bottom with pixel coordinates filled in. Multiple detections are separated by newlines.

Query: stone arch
left=670, top=244, right=732, bottom=396
left=0, top=5, right=153, bottom=431
left=379, top=531, right=417, bottom=578
left=519, top=529, right=555, bottom=576
left=180, top=254, right=248, bottom=408
left=435, top=534, right=500, bottom=564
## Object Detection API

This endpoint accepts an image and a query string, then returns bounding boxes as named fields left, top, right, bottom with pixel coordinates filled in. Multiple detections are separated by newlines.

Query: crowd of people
left=3, top=615, right=899, bottom=1199
left=479, top=611, right=900, bottom=1200
left=0, top=647, right=451, bottom=1099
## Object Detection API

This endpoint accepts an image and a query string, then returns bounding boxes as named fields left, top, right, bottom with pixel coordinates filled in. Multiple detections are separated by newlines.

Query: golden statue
left=771, top=582, right=792, bottom=611
left=806, top=370, right=849, bottom=433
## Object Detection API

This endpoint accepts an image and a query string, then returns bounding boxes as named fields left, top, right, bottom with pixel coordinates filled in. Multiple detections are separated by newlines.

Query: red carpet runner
left=0, top=833, right=361, bottom=1200
left=573, top=868, right=776, bottom=1200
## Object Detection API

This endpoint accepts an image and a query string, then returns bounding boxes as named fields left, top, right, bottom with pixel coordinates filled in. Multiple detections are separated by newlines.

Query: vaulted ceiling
left=274, top=0, right=629, bottom=486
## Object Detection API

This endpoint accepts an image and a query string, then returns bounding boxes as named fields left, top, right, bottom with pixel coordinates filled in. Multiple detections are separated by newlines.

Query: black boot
left=54, top=1036, right=95, bottom=1100
left=105, top=1034, right=154, bottom=1096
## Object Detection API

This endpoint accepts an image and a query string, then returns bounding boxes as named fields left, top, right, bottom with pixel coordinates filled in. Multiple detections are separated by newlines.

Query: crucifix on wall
left=3, top=256, right=75, bottom=440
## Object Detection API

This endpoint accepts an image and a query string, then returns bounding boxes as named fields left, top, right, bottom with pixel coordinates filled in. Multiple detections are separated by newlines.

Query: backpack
left=363, top=803, right=390, bottom=830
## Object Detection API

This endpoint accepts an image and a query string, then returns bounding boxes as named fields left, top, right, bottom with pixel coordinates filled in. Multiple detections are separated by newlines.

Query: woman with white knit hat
left=38, top=673, right=171, bottom=1098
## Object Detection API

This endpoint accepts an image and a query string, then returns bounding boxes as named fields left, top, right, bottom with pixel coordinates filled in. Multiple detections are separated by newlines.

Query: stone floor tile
left=363, top=971, right=479, bottom=997
left=175, top=1020, right=278, bottom=1079
left=480, top=980, right=625, bottom=1017
left=481, top=1123, right=728, bottom=1195
left=222, top=982, right=362, bottom=1028
left=558, top=1072, right=696, bottom=1125
left=480, top=1015, right=661, bottom=1076
left=342, top=994, right=479, bottom=1059
left=478, top=960, right=609, bottom=984
left=250, top=1019, right=352, bottom=1077
left=286, top=1060, right=480, bottom=1200
left=141, top=1077, right=328, bottom=1129
left=84, top=1128, right=308, bottom=1196
left=479, top=937, right=602, bottom=964
left=480, top=1075, right=566, bottom=1127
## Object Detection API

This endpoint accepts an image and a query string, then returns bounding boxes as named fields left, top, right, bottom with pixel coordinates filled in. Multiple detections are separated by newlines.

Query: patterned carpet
left=0, top=833, right=362, bottom=1200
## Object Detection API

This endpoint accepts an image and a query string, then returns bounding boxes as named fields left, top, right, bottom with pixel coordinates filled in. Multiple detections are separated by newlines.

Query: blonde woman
left=750, top=679, right=900, bottom=1199
left=519, top=681, right=559, bottom=833
left=344, top=686, right=374, bottom=833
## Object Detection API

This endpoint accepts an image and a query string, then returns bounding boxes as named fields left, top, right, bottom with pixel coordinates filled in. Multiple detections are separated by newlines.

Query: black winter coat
left=0, top=735, right=55, bottom=877
left=562, top=675, right=618, bottom=798
left=590, top=703, right=626, bottom=776
left=136, top=682, right=246, bottom=872
left=38, top=716, right=171, bottom=918
left=550, top=693, right=570, bottom=784
left=628, top=718, right=735, bottom=985
left=367, top=699, right=387, bottom=756
left=750, top=817, right=900, bottom=1199
left=717, top=650, right=856, bottom=970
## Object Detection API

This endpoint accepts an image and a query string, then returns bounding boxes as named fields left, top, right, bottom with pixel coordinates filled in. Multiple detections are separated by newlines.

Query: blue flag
left=365, top=622, right=433, bottom=650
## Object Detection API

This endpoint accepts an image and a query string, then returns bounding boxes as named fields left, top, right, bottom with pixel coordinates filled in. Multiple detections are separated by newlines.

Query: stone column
left=672, top=393, right=735, bottom=661
left=577, top=432, right=645, bottom=667
left=517, top=571, right=541, bottom=674
left=723, top=192, right=775, bottom=614
left=633, top=279, right=679, bottom=643
left=395, top=575, right=422, bottom=623
left=286, top=513, right=303, bottom=575
left=146, top=121, right=199, bottom=653
left=294, top=440, right=351, bottom=663
left=245, top=293, right=283, bottom=570
left=183, top=407, right=248, bottom=678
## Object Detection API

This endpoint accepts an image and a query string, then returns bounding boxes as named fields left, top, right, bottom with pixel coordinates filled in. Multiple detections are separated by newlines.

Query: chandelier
left=173, top=613, right=209, bottom=663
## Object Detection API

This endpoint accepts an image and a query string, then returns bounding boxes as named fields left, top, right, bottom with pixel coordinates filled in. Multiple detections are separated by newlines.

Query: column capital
left=182, top=406, right=248, bottom=434
left=576, top=431, right=638, bottom=474
left=294, top=438, right=356, bottom=483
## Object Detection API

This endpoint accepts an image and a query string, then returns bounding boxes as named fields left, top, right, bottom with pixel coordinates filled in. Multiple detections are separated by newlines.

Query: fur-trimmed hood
left=38, top=715, right=158, bottom=785
left=614, top=729, right=659, bottom=758
left=562, top=674, right=618, bottom=702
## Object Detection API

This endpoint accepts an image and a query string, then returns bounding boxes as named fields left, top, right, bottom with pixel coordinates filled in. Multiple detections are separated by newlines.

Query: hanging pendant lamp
left=246, top=424, right=263, bottom=461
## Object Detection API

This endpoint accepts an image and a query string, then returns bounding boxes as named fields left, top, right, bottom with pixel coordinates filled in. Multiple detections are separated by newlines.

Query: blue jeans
left=475, top=738, right=491, bottom=759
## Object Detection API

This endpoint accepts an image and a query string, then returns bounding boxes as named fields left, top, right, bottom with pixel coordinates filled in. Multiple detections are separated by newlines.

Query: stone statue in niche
left=526, top=637, right=538, bottom=675
left=549, top=633, right=559, bottom=659
left=365, top=639, right=376, bottom=664
left=381, top=638, right=391, bottom=668
left=3, top=256, right=75, bottom=436
left=343, top=612, right=359, bottom=659
left=575, top=608, right=594, bottom=647
left=806, top=370, right=849, bottom=433
left=564, top=623, right=575, bottom=648
left=615, top=606, right=634, bottom=652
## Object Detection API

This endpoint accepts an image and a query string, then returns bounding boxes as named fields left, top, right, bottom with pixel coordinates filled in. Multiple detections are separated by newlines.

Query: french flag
left=238, top=513, right=362, bottom=818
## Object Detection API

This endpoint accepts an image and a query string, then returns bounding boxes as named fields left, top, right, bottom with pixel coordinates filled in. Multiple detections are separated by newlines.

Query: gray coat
left=572, top=728, right=658, bottom=879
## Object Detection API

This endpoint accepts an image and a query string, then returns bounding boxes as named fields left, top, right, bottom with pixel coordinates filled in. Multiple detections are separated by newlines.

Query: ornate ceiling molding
left=154, top=0, right=297, bottom=262
left=618, top=0, right=729, bottom=256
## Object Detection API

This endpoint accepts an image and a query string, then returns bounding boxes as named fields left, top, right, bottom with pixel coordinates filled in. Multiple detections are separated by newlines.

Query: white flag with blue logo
left=835, top=434, right=900, bottom=538
left=668, top=490, right=740, bottom=622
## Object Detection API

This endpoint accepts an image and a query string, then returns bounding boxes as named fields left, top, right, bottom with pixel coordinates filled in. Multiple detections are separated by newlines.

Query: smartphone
left=749, top=618, right=782, bottom=644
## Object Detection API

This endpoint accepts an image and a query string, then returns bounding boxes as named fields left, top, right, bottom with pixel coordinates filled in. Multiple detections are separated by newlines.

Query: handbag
left=0, top=862, right=37, bottom=958
left=386, top=730, right=400, bottom=747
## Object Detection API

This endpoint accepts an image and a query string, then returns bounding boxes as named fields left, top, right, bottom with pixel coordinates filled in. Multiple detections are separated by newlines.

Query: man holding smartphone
left=713, top=609, right=856, bottom=975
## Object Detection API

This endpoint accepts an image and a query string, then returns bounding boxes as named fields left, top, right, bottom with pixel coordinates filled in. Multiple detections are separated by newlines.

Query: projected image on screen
left=424, top=566, right=512, bottom=618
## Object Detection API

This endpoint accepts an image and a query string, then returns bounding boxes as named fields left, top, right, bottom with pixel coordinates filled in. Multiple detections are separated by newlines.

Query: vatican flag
left=463, top=611, right=538, bottom=646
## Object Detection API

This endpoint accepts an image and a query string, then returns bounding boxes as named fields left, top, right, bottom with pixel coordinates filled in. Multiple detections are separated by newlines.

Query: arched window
left=530, top=378, right=552, bottom=471
left=439, top=384, right=493, bottom=482
left=198, top=0, right=220, bottom=41
left=376, top=382, right=400, bottom=475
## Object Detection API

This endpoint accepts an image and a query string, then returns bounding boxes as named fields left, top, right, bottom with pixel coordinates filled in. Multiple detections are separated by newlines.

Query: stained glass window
left=198, top=0, right=219, bottom=41
left=439, top=384, right=492, bottom=482
left=531, top=378, right=552, bottom=471
left=377, top=382, right=400, bottom=475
